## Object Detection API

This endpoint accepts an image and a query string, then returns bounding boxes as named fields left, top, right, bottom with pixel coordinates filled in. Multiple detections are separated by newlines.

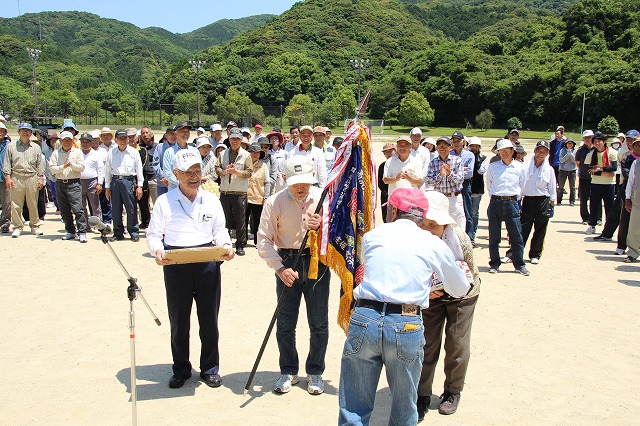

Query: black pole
left=244, top=185, right=331, bottom=395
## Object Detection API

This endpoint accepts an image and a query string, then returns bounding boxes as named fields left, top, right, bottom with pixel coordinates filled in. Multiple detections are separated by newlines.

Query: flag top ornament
left=317, top=90, right=377, bottom=333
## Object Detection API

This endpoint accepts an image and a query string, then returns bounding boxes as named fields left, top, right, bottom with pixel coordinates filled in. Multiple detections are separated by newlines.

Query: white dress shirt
left=353, top=219, right=470, bottom=309
left=81, top=149, right=105, bottom=184
left=147, top=187, right=232, bottom=255
left=104, top=145, right=143, bottom=188
left=522, top=159, right=557, bottom=201
left=486, top=160, right=526, bottom=198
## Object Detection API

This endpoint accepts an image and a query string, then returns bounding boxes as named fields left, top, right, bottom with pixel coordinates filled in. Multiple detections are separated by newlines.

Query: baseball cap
left=284, top=156, right=314, bottom=186
left=508, top=128, right=520, bottom=135
left=410, top=127, right=422, bottom=136
left=424, top=191, right=456, bottom=226
left=172, top=149, right=201, bottom=172
left=593, top=131, right=606, bottom=140
left=633, top=137, right=640, bottom=145
left=210, top=123, right=222, bottom=132
left=0, top=122, right=6, bottom=130
left=313, top=126, right=326, bottom=135
left=333, top=137, right=344, bottom=146
left=451, top=131, right=464, bottom=140
left=195, top=136, right=212, bottom=148
left=385, top=187, right=429, bottom=219
left=468, top=136, right=482, bottom=147
left=115, top=129, right=127, bottom=139
left=0, top=114, right=5, bottom=123
left=496, top=139, right=514, bottom=150
left=255, top=124, right=263, bottom=129
left=422, top=137, right=436, bottom=146
left=625, top=130, right=639, bottom=138
left=381, top=142, right=395, bottom=152
left=299, top=125, right=313, bottom=134
left=396, top=136, right=411, bottom=145
left=18, top=123, right=33, bottom=131
left=59, top=131, right=74, bottom=140
left=535, top=140, right=550, bottom=150
left=80, top=132, right=93, bottom=140
left=89, top=130, right=100, bottom=139
left=173, top=121, right=191, bottom=131
left=165, top=125, right=175, bottom=132
left=241, top=127, right=251, bottom=134
left=125, top=127, right=137, bottom=137
left=436, top=136, right=452, bottom=145
left=49, top=132, right=60, bottom=141
left=229, top=128, right=243, bottom=139
left=214, top=143, right=227, bottom=152
left=582, top=130, right=594, bottom=138
left=196, top=127, right=205, bottom=133
left=226, top=121, right=237, bottom=128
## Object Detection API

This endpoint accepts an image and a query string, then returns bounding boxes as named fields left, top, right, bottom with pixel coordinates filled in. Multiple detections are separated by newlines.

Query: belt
left=491, top=195, right=517, bottom=201
left=443, top=191, right=462, bottom=197
left=59, top=178, right=80, bottom=184
left=278, top=248, right=311, bottom=256
left=356, top=299, right=420, bottom=316
left=112, top=175, right=135, bottom=180
left=220, top=191, right=246, bottom=196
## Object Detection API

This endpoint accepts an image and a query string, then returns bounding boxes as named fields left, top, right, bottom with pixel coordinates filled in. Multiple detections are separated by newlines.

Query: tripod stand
left=100, top=233, right=161, bottom=425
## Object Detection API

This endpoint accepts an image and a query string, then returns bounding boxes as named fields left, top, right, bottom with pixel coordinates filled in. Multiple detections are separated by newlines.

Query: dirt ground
left=1, top=130, right=638, bottom=425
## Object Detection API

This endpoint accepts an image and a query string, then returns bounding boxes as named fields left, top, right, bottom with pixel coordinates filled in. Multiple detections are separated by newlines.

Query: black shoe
left=109, top=236, right=125, bottom=242
left=417, top=395, right=429, bottom=422
left=169, top=373, right=191, bottom=389
left=131, top=236, right=140, bottom=242
left=200, top=373, right=222, bottom=388
left=593, top=235, right=611, bottom=241
left=236, top=247, right=245, bottom=256
left=0, top=225, right=9, bottom=233
left=438, top=391, right=461, bottom=415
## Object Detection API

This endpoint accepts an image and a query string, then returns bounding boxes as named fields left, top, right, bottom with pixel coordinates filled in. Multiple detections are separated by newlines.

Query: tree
left=598, top=115, right=619, bottom=135
left=213, top=86, right=264, bottom=125
left=94, top=82, right=124, bottom=112
left=174, top=93, right=198, bottom=120
left=284, top=94, right=313, bottom=126
left=475, top=109, right=495, bottom=130
left=507, top=117, right=523, bottom=129
left=398, top=91, right=435, bottom=127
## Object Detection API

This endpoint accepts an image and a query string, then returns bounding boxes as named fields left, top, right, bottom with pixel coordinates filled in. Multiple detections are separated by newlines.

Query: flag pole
left=243, top=90, right=372, bottom=396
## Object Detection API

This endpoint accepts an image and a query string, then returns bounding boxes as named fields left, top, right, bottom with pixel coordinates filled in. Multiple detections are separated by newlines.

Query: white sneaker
left=274, top=374, right=299, bottom=394
left=11, top=229, right=21, bottom=238
left=585, top=226, right=596, bottom=234
left=500, top=256, right=512, bottom=264
left=62, top=233, right=77, bottom=240
left=530, top=258, right=539, bottom=264
left=32, top=229, right=43, bottom=236
left=614, top=248, right=626, bottom=255
left=307, top=375, right=324, bottom=395
left=78, top=233, right=87, bottom=243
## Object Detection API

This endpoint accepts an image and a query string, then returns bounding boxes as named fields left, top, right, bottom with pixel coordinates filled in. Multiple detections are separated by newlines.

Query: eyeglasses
left=180, top=169, right=203, bottom=178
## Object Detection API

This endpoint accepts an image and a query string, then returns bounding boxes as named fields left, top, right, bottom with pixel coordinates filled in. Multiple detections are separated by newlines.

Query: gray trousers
left=55, top=180, right=88, bottom=234
left=0, top=181, right=10, bottom=229
left=81, top=178, right=102, bottom=221
left=10, top=174, right=40, bottom=230
left=418, top=296, right=478, bottom=396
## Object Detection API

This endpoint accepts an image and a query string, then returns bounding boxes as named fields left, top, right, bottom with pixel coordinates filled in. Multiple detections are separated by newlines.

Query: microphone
left=88, top=216, right=112, bottom=235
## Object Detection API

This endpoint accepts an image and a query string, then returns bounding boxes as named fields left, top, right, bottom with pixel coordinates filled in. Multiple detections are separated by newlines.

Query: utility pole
left=189, top=60, right=206, bottom=126
left=349, top=59, right=369, bottom=103
left=27, top=47, right=41, bottom=119
left=580, top=92, right=586, bottom=135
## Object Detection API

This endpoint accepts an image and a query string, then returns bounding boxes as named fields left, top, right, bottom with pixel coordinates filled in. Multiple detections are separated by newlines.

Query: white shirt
left=522, top=159, right=557, bottom=201
left=353, top=219, right=470, bottom=309
left=147, top=187, right=232, bottom=255
left=284, top=140, right=299, bottom=153
left=383, top=154, right=423, bottom=195
left=81, top=149, right=105, bottom=183
left=104, top=145, right=143, bottom=188
left=270, top=148, right=289, bottom=192
left=291, top=145, right=328, bottom=187
left=626, top=158, right=638, bottom=201
left=486, top=160, right=526, bottom=198
left=411, top=145, right=430, bottom=171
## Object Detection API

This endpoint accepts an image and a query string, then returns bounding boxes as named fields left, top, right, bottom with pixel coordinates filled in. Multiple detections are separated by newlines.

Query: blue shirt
left=152, top=140, right=172, bottom=180
left=353, top=219, right=470, bottom=308
left=0, top=136, right=10, bottom=183
left=162, top=144, right=200, bottom=190
left=486, top=159, right=526, bottom=198
left=450, top=148, right=475, bottom=180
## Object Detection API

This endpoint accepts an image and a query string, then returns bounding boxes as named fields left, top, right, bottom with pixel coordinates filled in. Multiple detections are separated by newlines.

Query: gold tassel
left=308, top=229, right=319, bottom=279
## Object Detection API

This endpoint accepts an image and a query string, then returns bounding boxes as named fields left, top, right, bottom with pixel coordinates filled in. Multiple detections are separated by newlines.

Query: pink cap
left=384, top=188, right=429, bottom=218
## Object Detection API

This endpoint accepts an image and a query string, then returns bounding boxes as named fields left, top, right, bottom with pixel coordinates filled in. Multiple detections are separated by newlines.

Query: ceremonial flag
left=318, top=121, right=376, bottom=332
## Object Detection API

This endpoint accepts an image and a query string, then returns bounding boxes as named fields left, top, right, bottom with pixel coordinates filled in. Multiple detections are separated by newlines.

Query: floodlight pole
left=27, top=47, right=41, bottom=119
left=349, top=59, right=369, bottom=103
left=580, top=92, right=586, bottom=135
left=189, top=60, right=206, bottom=127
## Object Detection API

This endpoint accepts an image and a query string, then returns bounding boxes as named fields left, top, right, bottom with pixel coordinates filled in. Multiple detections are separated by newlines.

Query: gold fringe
left=308, top=230, right=319, bottom=279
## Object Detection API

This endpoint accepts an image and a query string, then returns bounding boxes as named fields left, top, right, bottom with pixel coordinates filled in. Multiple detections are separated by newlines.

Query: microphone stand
left=100, top=232, right=161, bottom=426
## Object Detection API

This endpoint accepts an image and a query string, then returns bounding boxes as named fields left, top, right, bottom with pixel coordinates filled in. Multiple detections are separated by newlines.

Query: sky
left=4, top=0, right=300, bottom=33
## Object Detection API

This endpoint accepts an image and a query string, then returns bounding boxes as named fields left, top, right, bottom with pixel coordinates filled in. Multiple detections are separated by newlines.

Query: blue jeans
left=462, top=179, right=473, bottom=239
left=470, top=194, right=482, bottom=241
left=110, top=177, right=138, bottom=238
left=339, top=306, right=424, bottom=426
left=488, top=198, right=525, bottom=269
left=275, top=251, right=330, bottom=375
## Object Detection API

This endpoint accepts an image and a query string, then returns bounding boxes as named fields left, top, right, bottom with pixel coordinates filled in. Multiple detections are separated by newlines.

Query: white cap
left=210, top=124, right=222, bottom=132
left=59, top=131, right=74, bottom=140
left=468, top=136, right=482, bottom=147
left=197, top=127, right=205, bottom=133
left=410, top=127, right=422, bottom=136
left=89, top=130, right=100, bottom=139
left=0, top=114, right=6, bottom=123
left=284, top=156, right=314, bottom=186
left=195, top=136, right=213, bottom=148
left=496, top=139, right=514, bottom=150
left=582, top=130, right=594, bottom=138
left=172, top=149, right=201, bottom=172
left=0, top=122, right=6, bottom=130
left=424, top=191, right=457, bottom=226
left=422, top=137, right=436, bottom=145
left=214, top=143, right=227, bottom=152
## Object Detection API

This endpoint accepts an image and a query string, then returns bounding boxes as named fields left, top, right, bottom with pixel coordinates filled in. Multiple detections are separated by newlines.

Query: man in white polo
left=383, top=136, right=423, bottom=200
left=291, top=125, right=327, bottom=188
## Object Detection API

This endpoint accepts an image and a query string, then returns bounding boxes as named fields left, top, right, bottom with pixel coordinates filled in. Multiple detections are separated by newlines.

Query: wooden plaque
left=162, top=246, right=229, bottom=264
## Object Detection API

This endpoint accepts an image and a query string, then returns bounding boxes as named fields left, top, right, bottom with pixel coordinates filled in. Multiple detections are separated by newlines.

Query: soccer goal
left=344, top=119, right=384, bottom=134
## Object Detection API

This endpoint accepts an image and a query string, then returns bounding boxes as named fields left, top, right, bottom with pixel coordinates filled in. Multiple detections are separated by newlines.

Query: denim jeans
left=488, top=198, right=525, bottom=269
left=110, top=177, right=139, bottom=238
left=275, top=251, right=330, bottom=376
left=339, top=306, right=424, bottom=426
left=470, top=194, right=482, bottom=241
left=462, top=179, right=473, bottom=239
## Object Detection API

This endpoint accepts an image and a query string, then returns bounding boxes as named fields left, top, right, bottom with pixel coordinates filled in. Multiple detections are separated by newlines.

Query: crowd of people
left=2, top=115, right=639, bottom=425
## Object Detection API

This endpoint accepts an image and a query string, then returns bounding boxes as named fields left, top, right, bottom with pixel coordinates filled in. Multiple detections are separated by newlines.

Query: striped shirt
left=2, top=139, right=44, bottom=178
